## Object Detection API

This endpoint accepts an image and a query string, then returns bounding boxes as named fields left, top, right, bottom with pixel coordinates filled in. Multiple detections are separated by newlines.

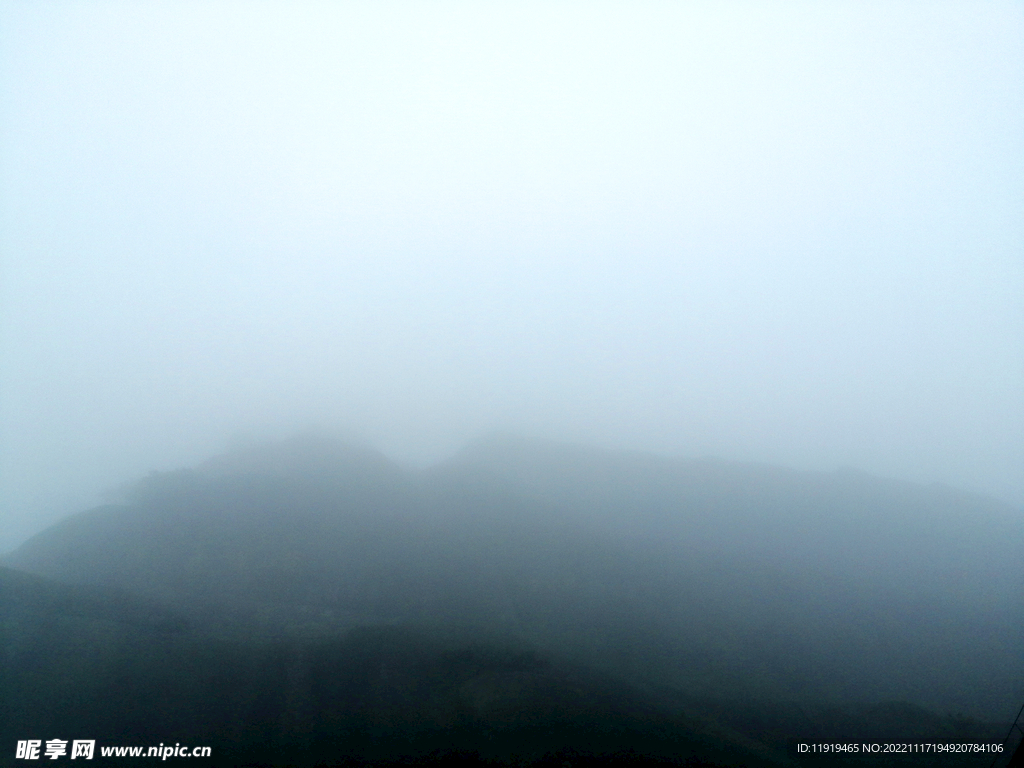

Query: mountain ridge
left=4, top=433, right=1023, bottom=722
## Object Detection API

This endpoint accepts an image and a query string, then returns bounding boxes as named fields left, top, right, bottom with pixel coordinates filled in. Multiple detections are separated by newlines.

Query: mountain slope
left=5, top=434, right=1023, bottom=721
left=1, top=566, right=802, bottom=767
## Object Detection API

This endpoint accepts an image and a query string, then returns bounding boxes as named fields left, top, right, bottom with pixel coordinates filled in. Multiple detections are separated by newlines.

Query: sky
left=1, top=1, right=1022, bottom=553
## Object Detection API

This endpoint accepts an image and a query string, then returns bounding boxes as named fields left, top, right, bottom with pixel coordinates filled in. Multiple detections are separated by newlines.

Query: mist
left=2, top=1, right=1023, bottom=554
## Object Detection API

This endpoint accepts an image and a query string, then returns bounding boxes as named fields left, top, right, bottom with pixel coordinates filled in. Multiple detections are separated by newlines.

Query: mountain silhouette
left=3, top=434, right=1021, bottom=764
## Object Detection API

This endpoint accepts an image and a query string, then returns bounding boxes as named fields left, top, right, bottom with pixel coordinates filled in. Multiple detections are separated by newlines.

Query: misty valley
left=2, top=434, right=1022, bottom=767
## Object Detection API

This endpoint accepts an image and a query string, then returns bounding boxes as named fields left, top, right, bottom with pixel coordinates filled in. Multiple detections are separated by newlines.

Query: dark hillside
left=1, top=567, right=794, bottom=767
left=4, top=433, right=1023, bottom=761
left=1, top=568, right=1008, bottom=767
left=440, top=434, right=1024, bottom=716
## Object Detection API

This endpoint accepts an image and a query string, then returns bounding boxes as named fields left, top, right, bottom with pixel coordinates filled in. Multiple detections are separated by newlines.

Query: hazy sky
left=1, top=1, right=1022, bottom=553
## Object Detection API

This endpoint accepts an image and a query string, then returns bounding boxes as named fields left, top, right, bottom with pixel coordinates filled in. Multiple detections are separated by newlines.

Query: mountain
left=439, top=434, right=1024, bottom=715
left=3, top=433, right=1022, bottom=764
left=1, top=565, right=797, bottom=767
left=0, top=567, right=1005, bottom=768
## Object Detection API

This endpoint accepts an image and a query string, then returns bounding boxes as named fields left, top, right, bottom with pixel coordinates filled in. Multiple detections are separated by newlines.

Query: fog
left=1, top=1, right=1022, bottom=554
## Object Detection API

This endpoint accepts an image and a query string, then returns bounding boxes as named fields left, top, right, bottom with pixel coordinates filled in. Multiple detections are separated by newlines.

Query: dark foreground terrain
left=2, top=435, right=1022, bottom=766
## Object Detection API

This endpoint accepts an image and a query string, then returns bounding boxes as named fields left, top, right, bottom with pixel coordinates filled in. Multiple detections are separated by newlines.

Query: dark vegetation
left=2, top=434, right=1022, bottom=766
